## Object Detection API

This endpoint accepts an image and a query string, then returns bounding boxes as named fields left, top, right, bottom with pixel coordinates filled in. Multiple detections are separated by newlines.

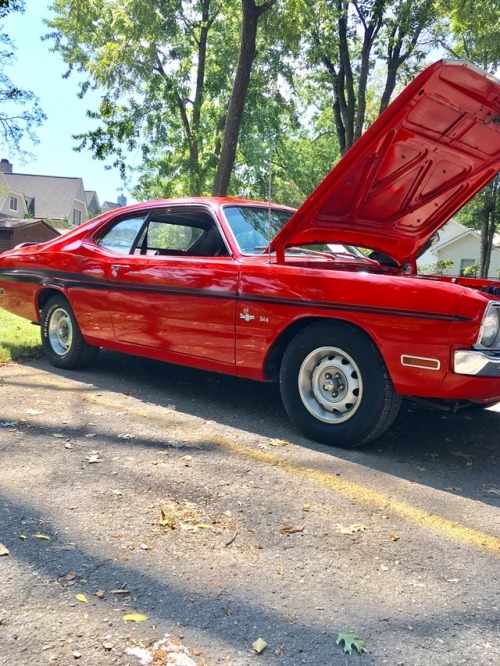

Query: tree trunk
left=480, top=179, right=498, bottom=278
left=212, top=0, right=275, bottom=196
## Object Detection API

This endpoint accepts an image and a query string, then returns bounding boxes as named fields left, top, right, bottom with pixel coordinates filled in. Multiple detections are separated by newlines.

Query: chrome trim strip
left=454, top=350, right=500, bottom=376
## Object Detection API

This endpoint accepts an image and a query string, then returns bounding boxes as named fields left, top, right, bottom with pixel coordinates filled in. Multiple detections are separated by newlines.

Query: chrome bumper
left=454, top=349, right=500, bottom=376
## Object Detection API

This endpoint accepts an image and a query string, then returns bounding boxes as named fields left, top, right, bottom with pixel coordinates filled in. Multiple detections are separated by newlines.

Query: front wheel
left=41, top=294, right=99, bottom=369
left=280, top=322, right=401, bottom=448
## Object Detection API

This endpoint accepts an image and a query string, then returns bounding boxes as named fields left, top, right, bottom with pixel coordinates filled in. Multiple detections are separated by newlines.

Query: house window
left=72, top=208, right=83, bottom=226
left=9, top=196, right=18, bottom=212
left=460, top=259, right=477, bottom=277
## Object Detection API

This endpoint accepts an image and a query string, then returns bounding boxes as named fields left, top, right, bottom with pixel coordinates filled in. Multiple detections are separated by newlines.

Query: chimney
left=117, top=195, right=127, bottom=207
left=0, top=159, right=13, bottom=173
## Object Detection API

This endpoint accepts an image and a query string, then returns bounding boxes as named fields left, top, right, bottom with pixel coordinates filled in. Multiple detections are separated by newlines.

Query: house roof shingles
left=1, top=173, right=86, bottom=220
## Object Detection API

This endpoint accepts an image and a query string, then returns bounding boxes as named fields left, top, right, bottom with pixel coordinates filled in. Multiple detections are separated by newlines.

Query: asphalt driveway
left=1, top=352, right=499, bottom=665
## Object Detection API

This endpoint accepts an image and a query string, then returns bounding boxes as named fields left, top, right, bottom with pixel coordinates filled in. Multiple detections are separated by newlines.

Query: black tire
left=41, top=294, right=99, bottom=369
left=280, top=322, right=401, bottom=448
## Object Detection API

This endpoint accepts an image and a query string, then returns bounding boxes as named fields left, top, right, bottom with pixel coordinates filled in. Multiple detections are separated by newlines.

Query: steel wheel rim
left=298, top=346, right=363, bottom=424
left=48, top=307, right=73, bottom=356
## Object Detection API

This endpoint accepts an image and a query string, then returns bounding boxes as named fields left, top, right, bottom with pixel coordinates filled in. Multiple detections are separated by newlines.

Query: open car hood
left=271, top=60, right=500, bottom=266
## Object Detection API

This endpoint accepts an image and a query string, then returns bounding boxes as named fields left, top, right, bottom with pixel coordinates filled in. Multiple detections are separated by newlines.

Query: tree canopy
left=437, top=0, right=500, bottom=277
left=0, top=0, right=46, bottom=159
left=44, top=0, right=499, bottom=257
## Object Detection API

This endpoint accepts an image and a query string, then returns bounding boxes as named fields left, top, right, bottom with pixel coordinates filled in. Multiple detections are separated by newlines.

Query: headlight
left=478, top=304, right=500, bottom=347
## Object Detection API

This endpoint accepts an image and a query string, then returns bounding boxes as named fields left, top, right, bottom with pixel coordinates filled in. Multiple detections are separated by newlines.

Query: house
left=102, top=194, right=127, bottom=213
left=0, top=158, right=100, bottom=226
left=0, top=218, right=60, bottom=253
left=417, top=218, right=500, bottom=278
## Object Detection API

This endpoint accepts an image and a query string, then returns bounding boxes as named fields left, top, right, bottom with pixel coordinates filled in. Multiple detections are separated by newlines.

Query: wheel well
left=37, top=288, right=67, bottom=317
left=263, top=317, right=378, bottom=381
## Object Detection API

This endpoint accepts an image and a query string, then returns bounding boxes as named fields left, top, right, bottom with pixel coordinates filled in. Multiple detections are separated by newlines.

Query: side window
left=141, top=221, right=204, bottom=254
left=96, top=216, right=147, bottom=254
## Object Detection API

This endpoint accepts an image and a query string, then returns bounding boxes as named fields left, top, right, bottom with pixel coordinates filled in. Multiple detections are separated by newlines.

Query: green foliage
left=0, top=0, right=46, bottom=158
left=336, top=631, right=368, bottom=655
left=436, top=259, right=454, bottom=274
left=44, top=0, right=499, bottom=209
left=300, top=0, right=437, bottom=155
left=0, top=308, right=42, bottom=364
left=462, top=263, right=480, bottom=278
left=436, top=0, right=500, bottom=72
left=418, top=259, right=454, bottom=275
left=46, top=0, right=296, bottom=200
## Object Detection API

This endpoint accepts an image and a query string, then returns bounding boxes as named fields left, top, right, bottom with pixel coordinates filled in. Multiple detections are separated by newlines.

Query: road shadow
left=15, top=351, right=500, bottom=509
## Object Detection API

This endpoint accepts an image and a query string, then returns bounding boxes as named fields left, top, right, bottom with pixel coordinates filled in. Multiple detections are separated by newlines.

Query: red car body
left=1, top=60, right=499, bottom=447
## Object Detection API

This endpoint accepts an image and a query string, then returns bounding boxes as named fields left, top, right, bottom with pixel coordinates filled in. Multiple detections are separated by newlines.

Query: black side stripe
left=0, top=268, right=472, bottom=323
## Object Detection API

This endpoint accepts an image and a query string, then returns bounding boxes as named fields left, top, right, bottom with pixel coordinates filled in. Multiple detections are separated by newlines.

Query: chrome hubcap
left=298, top=346, right=363, bottom=424
left=48, top=307, right=73, bottom=356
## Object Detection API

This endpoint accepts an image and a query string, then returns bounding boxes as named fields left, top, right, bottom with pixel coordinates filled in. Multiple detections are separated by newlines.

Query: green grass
left=0, top=308, right=42, bottom=364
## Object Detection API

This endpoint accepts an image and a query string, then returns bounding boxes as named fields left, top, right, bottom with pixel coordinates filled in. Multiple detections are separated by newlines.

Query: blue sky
left=3, top=3, right=137, bottom=206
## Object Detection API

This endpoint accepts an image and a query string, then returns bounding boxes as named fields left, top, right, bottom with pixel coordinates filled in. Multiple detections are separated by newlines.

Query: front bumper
left=454, top=349, right=500, bottom=376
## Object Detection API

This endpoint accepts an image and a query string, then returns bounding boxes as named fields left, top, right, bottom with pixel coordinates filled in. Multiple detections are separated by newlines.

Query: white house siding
left=417, top=220, right=500, bottom=278
left=438, top=236, right=500, bottom=278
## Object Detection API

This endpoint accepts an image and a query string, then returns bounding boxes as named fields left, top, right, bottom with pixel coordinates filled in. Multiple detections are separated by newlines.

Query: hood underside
left=271, top=60, right=500, bottom=266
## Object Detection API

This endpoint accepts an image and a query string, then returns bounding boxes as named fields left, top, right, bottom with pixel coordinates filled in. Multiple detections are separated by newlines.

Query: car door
left=96, top=207, right=238, bottom=368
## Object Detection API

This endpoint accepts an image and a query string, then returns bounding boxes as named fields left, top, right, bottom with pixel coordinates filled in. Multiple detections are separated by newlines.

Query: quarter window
left=96, top=216, right=147, bottom=254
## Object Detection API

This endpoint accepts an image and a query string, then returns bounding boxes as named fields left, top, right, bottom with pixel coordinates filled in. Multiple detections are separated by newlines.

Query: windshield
left=223, top=205, right=371, bottom=262
left=223, top=205, right=293, bottom=254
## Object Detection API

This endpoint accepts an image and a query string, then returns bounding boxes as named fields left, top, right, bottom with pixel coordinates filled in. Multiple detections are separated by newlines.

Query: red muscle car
left=1, top=60, right=499, bottom=448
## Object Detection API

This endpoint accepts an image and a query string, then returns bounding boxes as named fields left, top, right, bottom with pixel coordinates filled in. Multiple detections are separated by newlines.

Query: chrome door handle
left=111, top=264, right=130, bottom=277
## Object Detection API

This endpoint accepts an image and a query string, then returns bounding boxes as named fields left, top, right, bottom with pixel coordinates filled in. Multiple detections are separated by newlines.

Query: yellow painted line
left=208, top=436, right=500, bottom=557
left=80, top=391, right=500, bottom=556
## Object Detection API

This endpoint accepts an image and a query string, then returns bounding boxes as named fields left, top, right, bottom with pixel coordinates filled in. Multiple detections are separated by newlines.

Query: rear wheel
left=280, top=322, right=401, bottom=448
left=41, top=294, right=99, bottom=369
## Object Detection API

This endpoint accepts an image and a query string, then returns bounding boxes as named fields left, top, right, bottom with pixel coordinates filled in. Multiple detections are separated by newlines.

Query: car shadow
left=20, top=351, right=500, bottom=509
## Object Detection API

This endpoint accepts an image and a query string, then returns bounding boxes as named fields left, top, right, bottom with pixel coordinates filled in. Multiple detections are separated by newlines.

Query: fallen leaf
left=194, top=523, right=214, bottom=530
left=279, top=525, right=304, bottom=534
left=75, top=594, right=88, bottom=603
left=94, top=589, right=106, bottom=599
left=252, top=638, right=267, bottom=654
left=159, top=509, right=174, bottom=527
left=389, top=534, right=400, bottom=541
left=122, top=613, right=148, bottom=622
left=0, top=543, right=9, bottom=556
left=33, top=534, right=51, bottom=541
left=268, top=439, right=288, bottom=447
left=336, top=631, right=367, bottom=655
left=86, top=452, right=102, bottom=463
left=335, top=523, right=366, bottom=534
left=451, top=451, right=474, bottom=463
left=52, top=433, right=64, bottom=438
left=302, top=503, right=311, bottom=512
